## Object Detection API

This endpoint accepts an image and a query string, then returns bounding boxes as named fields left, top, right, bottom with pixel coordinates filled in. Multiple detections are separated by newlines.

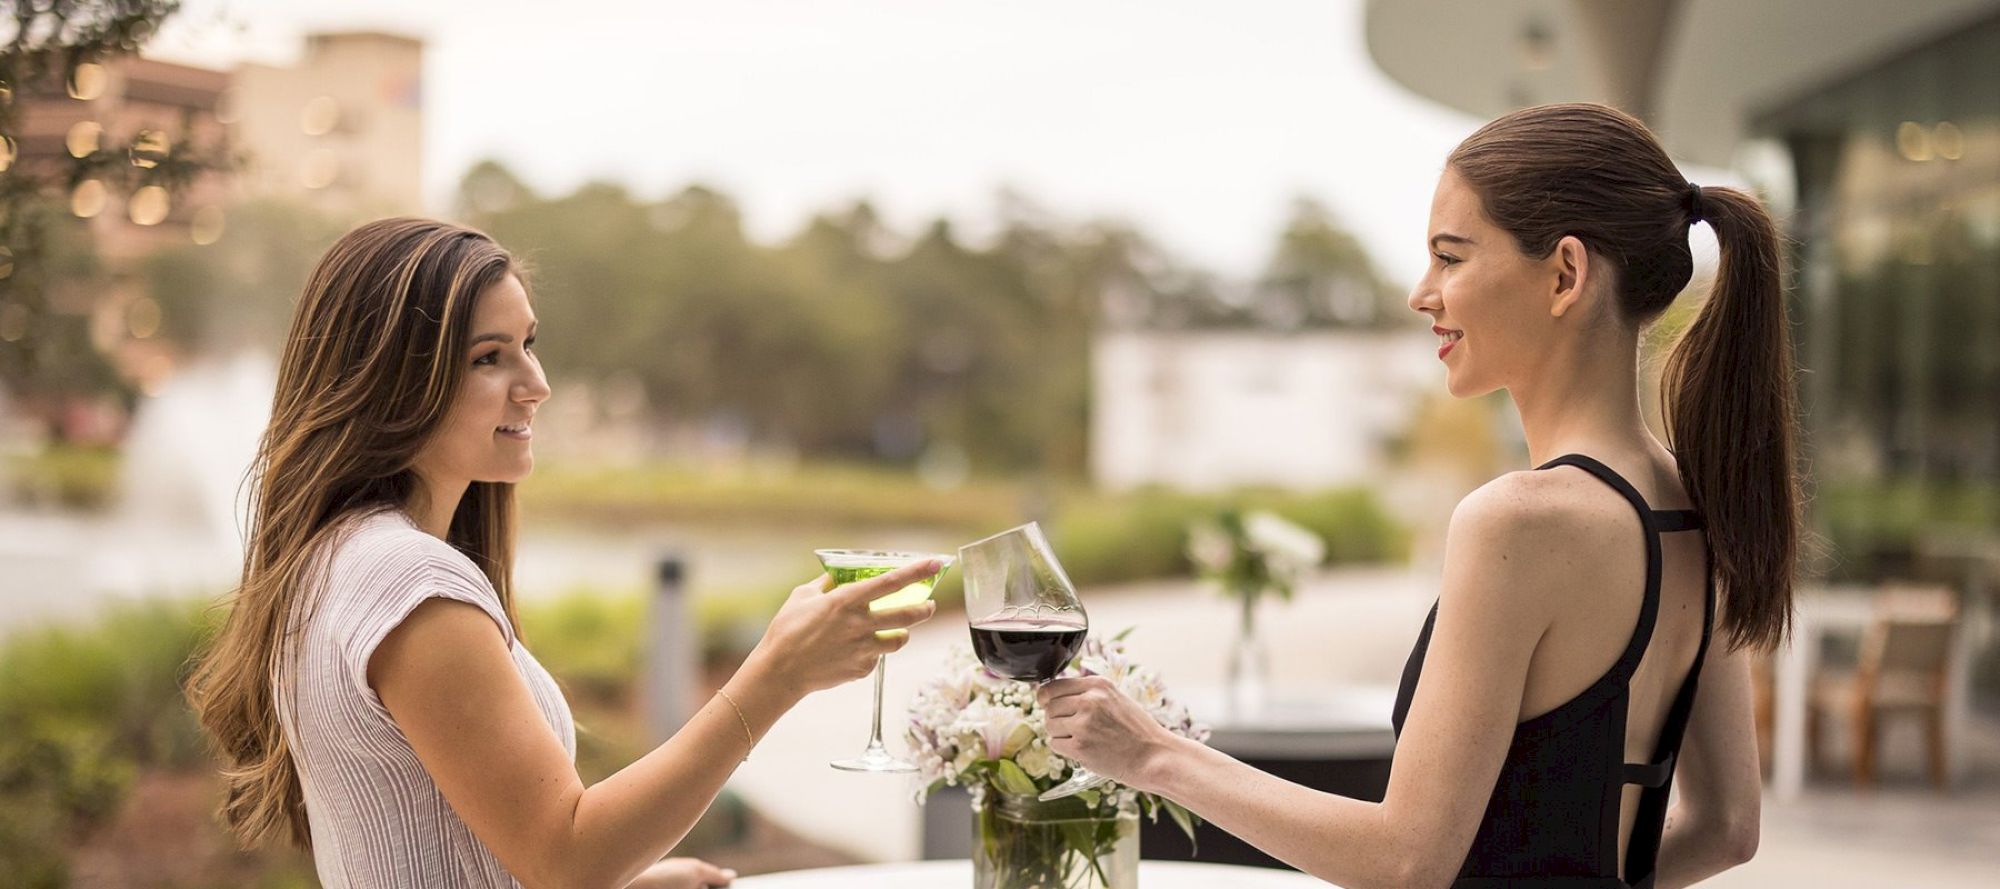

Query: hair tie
left=1683, top=182, right=1705, bottom=226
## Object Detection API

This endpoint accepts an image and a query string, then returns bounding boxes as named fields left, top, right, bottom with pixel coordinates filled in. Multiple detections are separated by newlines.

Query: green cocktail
left=814, top=549, right=952, bottom=773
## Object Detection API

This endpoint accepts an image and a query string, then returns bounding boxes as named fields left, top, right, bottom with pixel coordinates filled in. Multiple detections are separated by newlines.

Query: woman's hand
left=626, top=857, right=736, bottom=887
left=746, top=561, right=941, bottom=699
left=1039, top=676, right=1180, bottom=792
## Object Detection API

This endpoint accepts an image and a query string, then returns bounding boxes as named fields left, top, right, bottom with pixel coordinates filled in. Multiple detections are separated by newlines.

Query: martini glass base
left=830, top=745, right=917, bottom=773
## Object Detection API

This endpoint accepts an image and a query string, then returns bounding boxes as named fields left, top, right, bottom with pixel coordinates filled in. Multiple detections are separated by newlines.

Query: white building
left=1090, top=328, right=1439, bottom=492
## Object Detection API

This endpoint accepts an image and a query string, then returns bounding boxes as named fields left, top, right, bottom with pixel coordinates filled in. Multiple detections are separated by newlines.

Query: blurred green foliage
left=0, top=599, right=215, bottom=885
left=519, top=480, right=1408, bottom=694
left=521, top=458, right=1028, bottom=529
left=3, top=443, right=122, bottom=509
left=1050, top=486, right=1408, bottom=592
left=1815, top=477, right=2000, bottom=581
left=141, top=199, right=351, bottom=354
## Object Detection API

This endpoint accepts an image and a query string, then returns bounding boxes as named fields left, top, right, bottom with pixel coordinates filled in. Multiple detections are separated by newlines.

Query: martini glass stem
left=862, top=657, right=889, bottom=755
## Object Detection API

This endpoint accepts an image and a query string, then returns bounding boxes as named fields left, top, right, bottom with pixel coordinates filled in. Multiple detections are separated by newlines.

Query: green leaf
left=1112, top=625, right=1137, bottom=642
left=993, top=759, right=1037, bottom=796
left=1164, top=799, right=1200, bottom=850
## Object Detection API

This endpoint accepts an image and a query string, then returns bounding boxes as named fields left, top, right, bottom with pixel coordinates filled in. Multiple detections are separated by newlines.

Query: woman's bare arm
left=1653, top=640, right=1762, bottom=888
left=371, top=564, right=937, bottom=889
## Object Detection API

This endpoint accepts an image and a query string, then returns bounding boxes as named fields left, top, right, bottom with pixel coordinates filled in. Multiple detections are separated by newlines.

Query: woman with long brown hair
left=1041, top=103, right=1795, bottom=888
left=186, top=217, right=938, bottom=889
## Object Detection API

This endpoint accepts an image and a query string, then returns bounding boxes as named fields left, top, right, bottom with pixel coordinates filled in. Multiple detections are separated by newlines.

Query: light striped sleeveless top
left=277, top=509, right=575, bottom=888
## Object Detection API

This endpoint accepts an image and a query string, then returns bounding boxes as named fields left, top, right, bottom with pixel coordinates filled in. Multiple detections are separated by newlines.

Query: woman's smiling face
left=1408, top=168, right=1576, bottom=399
left=411, top=274, right=550, bottom=489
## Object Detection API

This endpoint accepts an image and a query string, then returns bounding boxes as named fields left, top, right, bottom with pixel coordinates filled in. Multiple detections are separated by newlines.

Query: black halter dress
left=1390, top=454, right=1715, bottom=889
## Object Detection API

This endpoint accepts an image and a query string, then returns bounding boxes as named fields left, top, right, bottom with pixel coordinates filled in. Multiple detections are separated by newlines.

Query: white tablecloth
left=1181, top=683, right=1399, bottom=759
left=733, top=860, right=1330, bottom=887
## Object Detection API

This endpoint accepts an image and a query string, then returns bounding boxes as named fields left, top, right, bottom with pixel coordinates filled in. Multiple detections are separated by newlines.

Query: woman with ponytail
left=186, top=218, right=939, bottom=888
left=1040, top=103, right=1795, bottom=888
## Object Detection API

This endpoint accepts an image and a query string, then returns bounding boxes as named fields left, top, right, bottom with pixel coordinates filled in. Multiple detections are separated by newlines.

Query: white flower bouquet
left=906, top=631, right=1208, bottom=888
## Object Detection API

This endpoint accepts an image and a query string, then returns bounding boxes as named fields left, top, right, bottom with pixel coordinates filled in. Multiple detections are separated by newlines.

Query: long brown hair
left=186, top=217, right=525, bottom=849
left=1448, top=103, right=1799, bottom=651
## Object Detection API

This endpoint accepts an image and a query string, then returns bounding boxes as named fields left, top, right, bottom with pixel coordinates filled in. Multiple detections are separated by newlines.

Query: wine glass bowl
left=957, top=522, right=1110, bottom=801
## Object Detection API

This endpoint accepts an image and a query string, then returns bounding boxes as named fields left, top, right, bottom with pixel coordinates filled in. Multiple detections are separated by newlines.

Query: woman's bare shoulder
left=1441, top=468, right=1642, bottom=603
left=1452, top=467, right=1634, bottom=536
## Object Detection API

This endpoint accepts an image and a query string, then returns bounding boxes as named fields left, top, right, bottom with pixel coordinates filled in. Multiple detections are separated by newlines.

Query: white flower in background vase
left=1186, top=509, right=1327, bottom=717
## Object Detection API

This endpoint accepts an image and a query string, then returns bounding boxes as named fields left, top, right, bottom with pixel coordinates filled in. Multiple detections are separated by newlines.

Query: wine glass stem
left=864, top=656, right=888, bottom=751
left=1037, top=677, right=1111, bottom=799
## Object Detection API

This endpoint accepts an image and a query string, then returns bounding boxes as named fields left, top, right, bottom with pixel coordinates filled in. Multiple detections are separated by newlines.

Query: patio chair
left=1808, top=584, right=1958, bottom=788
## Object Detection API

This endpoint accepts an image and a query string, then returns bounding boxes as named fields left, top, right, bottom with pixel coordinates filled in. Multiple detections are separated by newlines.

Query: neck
left=1508, top=330, right=1655, bottom=469
left=408, top=473, right=467, bottom=540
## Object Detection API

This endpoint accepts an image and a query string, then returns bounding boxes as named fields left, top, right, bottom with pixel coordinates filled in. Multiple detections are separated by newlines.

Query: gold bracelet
left=716, top=688, right=756, bottom=760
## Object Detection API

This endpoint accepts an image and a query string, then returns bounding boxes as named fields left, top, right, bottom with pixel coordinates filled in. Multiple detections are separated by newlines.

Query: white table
left=1770, top=584, right=1973, bottom=799
left=734, top=861, right=1331, bottom=887
left=1181, top=683, right=1400, bottom=759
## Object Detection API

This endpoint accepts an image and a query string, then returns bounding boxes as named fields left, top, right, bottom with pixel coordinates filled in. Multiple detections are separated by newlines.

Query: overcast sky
left=152, top=1, right=1499, bottom=287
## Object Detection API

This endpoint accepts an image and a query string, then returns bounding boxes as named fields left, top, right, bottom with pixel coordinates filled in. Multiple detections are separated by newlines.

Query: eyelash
left=472, top=337, right=536, bottom=367
left=1433, top=253, right=1460, bottom=267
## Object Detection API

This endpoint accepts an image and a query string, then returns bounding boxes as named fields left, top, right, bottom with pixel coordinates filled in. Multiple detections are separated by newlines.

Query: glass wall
left=1758, top=12, right=2000, bottom=581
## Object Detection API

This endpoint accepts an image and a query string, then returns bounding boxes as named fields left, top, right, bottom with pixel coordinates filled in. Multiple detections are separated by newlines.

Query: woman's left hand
left=1038, top=676, right=1178, bottom=791
left=627, top=857, right=737, bottom=888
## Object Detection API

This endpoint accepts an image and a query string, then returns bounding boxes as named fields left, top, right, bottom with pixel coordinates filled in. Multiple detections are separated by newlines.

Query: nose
left=1407, top=271, right=1440, bottom=317
left=515, top=358, right=551, bottom=406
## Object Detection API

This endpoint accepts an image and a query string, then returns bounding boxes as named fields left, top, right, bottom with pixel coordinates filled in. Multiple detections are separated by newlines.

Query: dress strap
left=1621, top=752, right=1676, bottom=788
left=1652, top=510, right=1703, bottom=532
left=1532, top=453, right=1664, bottom=686
left=1620, top=570, right=1717, bottom=885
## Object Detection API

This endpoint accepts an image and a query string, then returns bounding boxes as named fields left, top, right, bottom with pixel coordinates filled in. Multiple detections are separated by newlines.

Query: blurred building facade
left=9, top=31, right=423, bottom=256
left=1091, top=328, right=1435, bottom=491
left=3, top=57, right=232, bottom=262
left=6, top=31, right=424, bottom=400
left=1364, top=0, right=2000, bottom=579
left=228, top=31, right=425, bottom=216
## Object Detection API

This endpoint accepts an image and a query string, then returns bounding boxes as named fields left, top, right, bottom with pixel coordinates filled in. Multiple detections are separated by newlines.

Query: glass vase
left=971, top=787, right=1138, bottom=889
left=1226, top=591, right=1269, bottom=719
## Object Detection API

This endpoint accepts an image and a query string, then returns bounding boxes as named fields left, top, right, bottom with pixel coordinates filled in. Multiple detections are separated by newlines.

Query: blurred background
left=0, top=1, right=1995, bottom=886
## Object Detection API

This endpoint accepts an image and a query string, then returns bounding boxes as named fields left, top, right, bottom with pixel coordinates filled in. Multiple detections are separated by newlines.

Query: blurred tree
left=139, top=199, right=348, bottom=352
left=0, top=0, right=227, bottom=440
left=1257, top=197, right=1405, bottom=328
left=455, top=162, right=1399, bottom=478
left=0, top=198, right=119, bottom=429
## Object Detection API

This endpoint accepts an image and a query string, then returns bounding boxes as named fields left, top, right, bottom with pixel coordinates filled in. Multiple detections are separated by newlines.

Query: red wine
left=970, top=618, right=1088, bottom=682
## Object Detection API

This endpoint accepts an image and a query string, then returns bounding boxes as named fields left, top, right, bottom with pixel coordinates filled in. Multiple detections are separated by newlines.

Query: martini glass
left=814, top=548, right=953, bottom=772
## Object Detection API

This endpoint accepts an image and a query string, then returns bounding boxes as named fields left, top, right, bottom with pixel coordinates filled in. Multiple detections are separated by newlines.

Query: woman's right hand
left=747, top=560, right=941, bottom=698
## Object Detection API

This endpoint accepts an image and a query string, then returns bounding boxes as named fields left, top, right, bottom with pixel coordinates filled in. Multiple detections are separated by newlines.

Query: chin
left=481, top=460, right=534, bottom=486
left=1445, top=372, right=1498, bottom=400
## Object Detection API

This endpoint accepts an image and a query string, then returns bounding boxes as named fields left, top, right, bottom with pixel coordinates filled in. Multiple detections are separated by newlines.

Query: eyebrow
left=470, top=323, right=537, bottom=347
left=1429, top=234, right=1475, bottom=250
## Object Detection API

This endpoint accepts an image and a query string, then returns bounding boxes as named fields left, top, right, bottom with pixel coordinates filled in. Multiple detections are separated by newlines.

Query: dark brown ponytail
left=1658, top=185, right=1799, bottom=651
left=1449, top=103, right=1798, bottom=651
